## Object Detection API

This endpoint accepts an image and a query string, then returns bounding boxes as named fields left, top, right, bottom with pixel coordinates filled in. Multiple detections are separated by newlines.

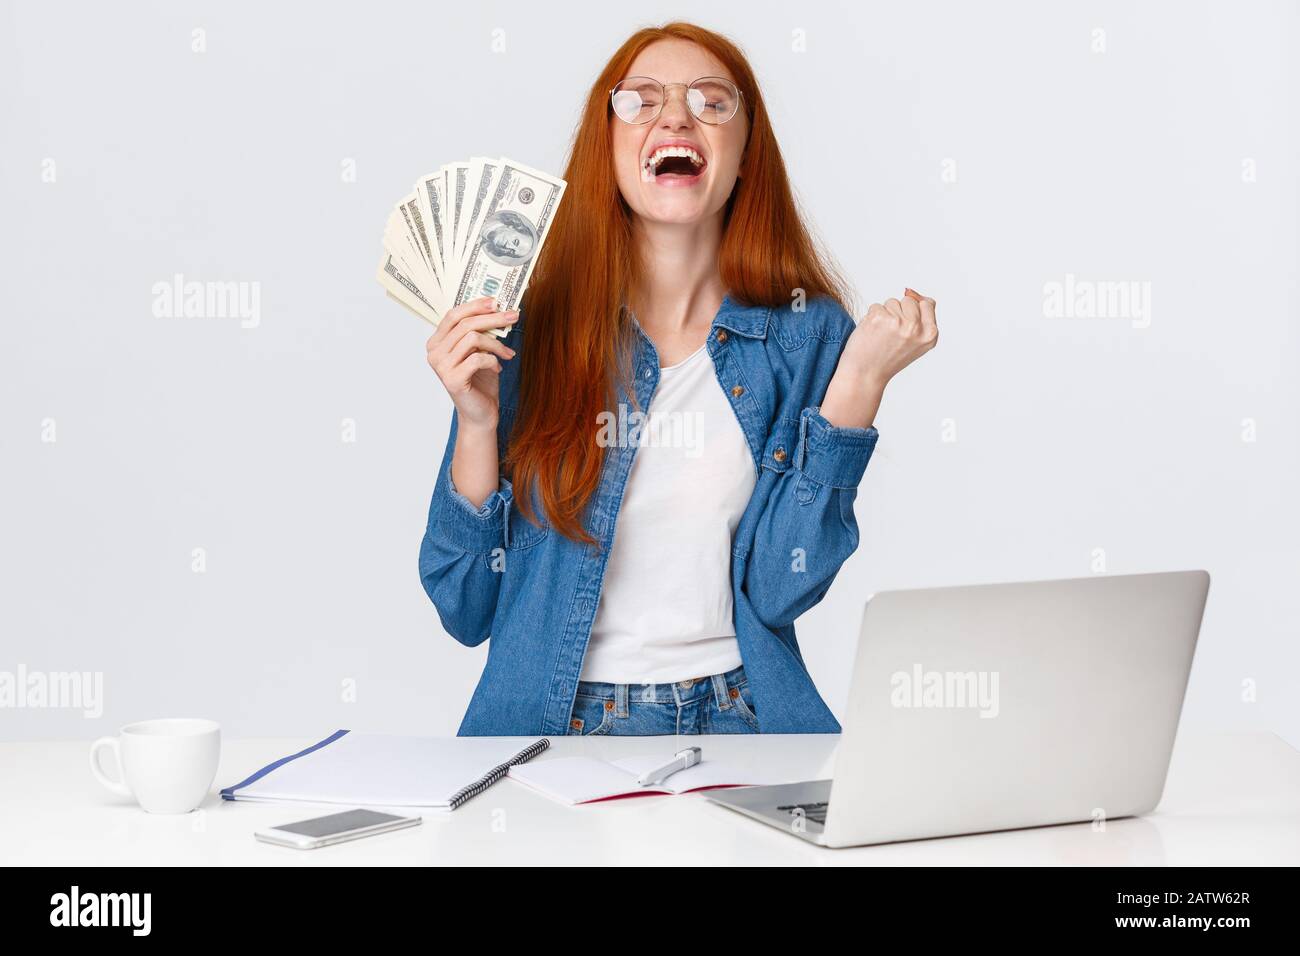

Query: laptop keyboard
left=777, top=801, right=829, bottom=825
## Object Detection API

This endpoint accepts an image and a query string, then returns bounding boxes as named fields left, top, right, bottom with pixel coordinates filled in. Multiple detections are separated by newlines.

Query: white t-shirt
left=580, top=343, right=757, bottom=684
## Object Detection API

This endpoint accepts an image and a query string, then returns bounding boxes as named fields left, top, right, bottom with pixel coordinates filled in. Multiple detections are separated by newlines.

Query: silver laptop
left=708, top=570, right=1209, bottom=847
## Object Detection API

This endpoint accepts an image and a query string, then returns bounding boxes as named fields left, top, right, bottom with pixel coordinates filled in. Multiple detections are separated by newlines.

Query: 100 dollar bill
left=452, top=159, right=566, bottom=314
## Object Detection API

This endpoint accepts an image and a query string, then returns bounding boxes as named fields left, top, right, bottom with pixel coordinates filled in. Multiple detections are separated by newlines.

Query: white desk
left=3, top=732, right=1298, bottom=865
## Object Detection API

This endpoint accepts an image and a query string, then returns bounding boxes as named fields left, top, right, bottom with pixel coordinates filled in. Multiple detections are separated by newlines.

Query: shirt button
left=731, top=385, right=744, bottom=398
left=773, top=447, right=787, bottom=462
left=716, top=329, right=728, bottom=343
left=644, top=368, right=652, bottom=379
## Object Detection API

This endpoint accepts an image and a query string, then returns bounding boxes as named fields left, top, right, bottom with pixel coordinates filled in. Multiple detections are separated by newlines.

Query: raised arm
left=742, top=290, right=938, bottom=628
left=418, top=298, right=519, bottom=645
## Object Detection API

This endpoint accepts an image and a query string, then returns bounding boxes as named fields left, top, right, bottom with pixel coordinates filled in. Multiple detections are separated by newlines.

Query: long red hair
left=508, top=21, right=849, bottom=544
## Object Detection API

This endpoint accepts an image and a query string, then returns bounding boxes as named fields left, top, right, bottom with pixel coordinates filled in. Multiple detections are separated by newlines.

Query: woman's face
left=611, top=39, right=749, bottom=228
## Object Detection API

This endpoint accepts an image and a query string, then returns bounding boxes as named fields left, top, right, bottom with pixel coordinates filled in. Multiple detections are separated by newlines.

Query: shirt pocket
left=503, top=502, right=549, bottom=550
left=501, top=474, right=551, bottom=551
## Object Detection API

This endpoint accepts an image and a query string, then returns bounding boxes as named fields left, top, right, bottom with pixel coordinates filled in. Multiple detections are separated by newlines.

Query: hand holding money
left=377, top=157, right=567, bottom=338
left=426, top=297, right=519, bottom=430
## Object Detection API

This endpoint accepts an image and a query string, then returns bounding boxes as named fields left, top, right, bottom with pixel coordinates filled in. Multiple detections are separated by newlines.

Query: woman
left=420, top=22, right=937, bottom=736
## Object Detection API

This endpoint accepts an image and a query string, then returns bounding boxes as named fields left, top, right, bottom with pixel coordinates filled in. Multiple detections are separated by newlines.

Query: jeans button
left=678, top=678, right=695, bottom=689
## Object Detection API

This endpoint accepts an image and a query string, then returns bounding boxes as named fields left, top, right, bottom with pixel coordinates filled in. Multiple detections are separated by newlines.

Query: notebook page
left=608, top=754, right=759, bottom=794
left=231, top=733, right=540, bottom=808
left=507, top=756, right=644, bottom=804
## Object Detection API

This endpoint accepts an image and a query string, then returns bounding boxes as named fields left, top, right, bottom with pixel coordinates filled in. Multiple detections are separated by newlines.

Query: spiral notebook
left=220, top=730, right=549, bottom=812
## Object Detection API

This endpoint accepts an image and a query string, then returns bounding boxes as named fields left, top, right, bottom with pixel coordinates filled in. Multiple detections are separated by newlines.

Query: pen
left=637, top=747, right=702, bottom=786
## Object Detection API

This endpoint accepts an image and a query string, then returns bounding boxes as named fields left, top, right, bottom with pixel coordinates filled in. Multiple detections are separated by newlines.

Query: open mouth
left=642, top=144, right=707, bottom=183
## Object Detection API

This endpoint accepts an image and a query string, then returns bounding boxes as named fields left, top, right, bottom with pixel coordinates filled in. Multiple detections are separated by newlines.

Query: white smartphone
left=254, top=808, right=422, bottom=849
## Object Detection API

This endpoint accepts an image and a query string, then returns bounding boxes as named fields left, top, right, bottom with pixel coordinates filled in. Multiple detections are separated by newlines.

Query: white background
left=2, top=0, right=1296, bottom=746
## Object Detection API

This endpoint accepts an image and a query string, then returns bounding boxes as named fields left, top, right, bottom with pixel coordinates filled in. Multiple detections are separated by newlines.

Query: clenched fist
left=820, top=288, right=938, bottom=430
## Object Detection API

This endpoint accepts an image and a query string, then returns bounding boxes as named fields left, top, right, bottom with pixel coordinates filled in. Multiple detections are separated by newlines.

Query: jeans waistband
left=575, top=664, right=747, bottom=710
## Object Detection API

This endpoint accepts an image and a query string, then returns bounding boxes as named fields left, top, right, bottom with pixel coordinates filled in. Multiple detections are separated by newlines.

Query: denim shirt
left=419, top=293, right=880, bottom=735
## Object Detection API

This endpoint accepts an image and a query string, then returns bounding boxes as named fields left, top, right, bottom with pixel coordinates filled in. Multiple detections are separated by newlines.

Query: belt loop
left=615, top=682, right=629, bottom=718
left=711, top=672, right=731, bottom=711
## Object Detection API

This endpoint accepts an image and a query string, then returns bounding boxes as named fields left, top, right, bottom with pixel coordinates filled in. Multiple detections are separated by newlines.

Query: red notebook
left=508, top=753, right=768, bottom=805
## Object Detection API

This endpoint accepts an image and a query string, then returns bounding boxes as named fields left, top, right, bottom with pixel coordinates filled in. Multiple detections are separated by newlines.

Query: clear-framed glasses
left=609, top=75, right=744, bottom=126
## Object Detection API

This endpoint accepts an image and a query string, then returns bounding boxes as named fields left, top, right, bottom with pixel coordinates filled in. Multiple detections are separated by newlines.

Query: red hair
left=508, top=21, right=849, bottom=544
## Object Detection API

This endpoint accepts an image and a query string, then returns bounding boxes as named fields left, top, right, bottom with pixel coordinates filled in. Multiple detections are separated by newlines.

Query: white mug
left=90, top=718, right=221, bottom=814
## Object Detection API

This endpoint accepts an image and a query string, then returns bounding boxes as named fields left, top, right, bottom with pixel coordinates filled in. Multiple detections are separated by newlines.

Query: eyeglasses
left=609, top=76, right=744, bottom=126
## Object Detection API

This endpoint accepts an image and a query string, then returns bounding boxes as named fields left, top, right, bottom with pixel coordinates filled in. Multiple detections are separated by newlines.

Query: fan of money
left=377, top=157, right=567, bottom=338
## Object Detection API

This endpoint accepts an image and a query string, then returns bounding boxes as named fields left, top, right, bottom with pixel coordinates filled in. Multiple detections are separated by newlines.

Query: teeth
left=643, top=145, right=706, bottom=174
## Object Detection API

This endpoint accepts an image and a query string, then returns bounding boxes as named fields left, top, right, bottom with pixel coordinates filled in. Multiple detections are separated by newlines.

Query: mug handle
left=89, top=736, right=132, bottom=797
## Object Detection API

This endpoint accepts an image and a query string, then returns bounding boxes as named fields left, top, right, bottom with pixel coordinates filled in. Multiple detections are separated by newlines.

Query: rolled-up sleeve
left=437, top=473, right=513, bottom=554
left=419, top=411, right=510, bottom=647
left=795, top=406, right=879, bottom=488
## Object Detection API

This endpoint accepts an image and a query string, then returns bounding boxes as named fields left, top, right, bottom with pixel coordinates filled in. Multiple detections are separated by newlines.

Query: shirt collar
left=622, top=294, right=772, bottom=340
left=710, top=294, right=771, bottom=339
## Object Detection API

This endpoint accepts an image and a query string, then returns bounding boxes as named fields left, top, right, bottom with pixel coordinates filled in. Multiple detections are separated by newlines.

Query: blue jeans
left=566, top=665, right=760, bottom=735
